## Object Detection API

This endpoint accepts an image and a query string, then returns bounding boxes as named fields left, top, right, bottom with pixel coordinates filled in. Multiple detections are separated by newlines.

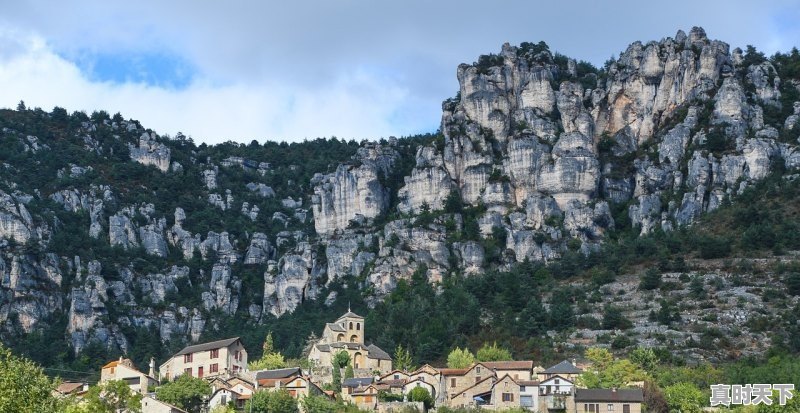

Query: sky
left=0, top=1, right=798, bottom=144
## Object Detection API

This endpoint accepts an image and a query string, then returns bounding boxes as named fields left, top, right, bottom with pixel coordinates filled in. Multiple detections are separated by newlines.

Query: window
left=555, top=379, right=560, bottom=384
left=184, top=368, right=192, bottom=377
left=210, top=349, right=219, bottom=358
left=356, top=323, right=361, bottom=331
left=210, top=363, right=219, bottom=373
left=521, top=395, right=533, bottom=407
left=476, top=367, right=481, bottom=374
left=349, top=322, right=353, bottom=329
left=234, top=350, right=241, bottom=361
left=520, top=386, right=526, bottom=392
left=476, top=377, right=481, bottom=383
left=198, top=366, right=204, bottom=378
left=394, top=374, right=400, bottom=380
left=184, top=353, right=192, bottom=363
left=502, top=393, right=514, bottom=402
left=623, top=405, right=630, bottom=413
left=451, top=378, right=456, bottom=388
left=608, top=404, right=614, bottom=411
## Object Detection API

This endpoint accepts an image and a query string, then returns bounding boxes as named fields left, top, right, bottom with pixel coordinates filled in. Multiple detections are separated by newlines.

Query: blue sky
left=0, top=0, right=798, bottom=144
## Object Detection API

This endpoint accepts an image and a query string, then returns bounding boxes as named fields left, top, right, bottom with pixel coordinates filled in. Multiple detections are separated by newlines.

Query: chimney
left=149, top=358, right=156, bottom=378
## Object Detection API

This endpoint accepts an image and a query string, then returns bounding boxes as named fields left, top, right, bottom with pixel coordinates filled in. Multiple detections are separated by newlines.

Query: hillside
left=2, top=27, right=800, bottom=380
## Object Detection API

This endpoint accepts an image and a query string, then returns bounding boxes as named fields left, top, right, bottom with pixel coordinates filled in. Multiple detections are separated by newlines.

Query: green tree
left=476, top=342, right=513, bottom=362
left=245, top=390, right=299, bottom=413
left=155, top=374, right=211, bottom=412
left=331, top=350, right=350, bottom=392
left=639, top=268, right=662, bottom=290
left=249, top=331, right=288, bottom=370
left=689, top=276, right=706, bottom=299
left=408, top=386, right=434, bottom=410
left=447, top=347, right=475, bottom=369
left=629, top=347, right=658, bottom=372
left=602, top=305, right=632, bottom=329
left=393, top=344, right=415, bottom=372
left=663, top=382, right=705, bottom=413
left=301, top=395, right=341, bottom=413
left=0, top=343, right=62, bottom=413
left=345, top=363, right=355, bottom=379
left=579, top=348, right=647, bottom=389
left=82, top=380, right=143, bottom=413
left=333, top=350, right=351, bottom=369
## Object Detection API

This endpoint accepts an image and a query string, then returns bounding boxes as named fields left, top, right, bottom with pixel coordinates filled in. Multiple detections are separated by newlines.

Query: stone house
left=343, top=377, right=375, bottom=402
left=100, top=357, right=158, bottom=395
left=574, top=389, right=644, bottom=413
left=159, top=337, right=247, bottom=381
left=351, top=384, right=381, bottom=409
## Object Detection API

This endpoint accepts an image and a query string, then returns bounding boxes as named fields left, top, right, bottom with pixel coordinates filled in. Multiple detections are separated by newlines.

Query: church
left=307, top=310, right=392, bottom=374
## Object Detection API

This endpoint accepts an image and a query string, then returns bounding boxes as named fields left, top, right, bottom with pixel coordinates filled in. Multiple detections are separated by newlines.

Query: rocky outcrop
left=129, top=132, right=171, bottom=173
left=202, top=263, right=240, bottom=315
left=0, top=190, right=33, bottom=244
left=263, top=242, right=322, bottom=317
left=244, top=233, right=274, bottom=265
left=311, top=143, right=398, bottom=234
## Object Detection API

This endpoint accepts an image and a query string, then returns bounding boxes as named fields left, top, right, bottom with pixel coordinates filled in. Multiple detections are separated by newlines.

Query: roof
left=102, top=360, right=119, bottom=369
left=255, top=367, right=302, bottom=380
left=483, top=360, right=534, bottom=370
left=326, top=322, right=346, bottom=332
left=440, top=368, right=469, bottom=376
left=337, top=311, right=364, bottom=320
left=367, top=344, right=391, bottom=360
left=543, top=360, right=583, bottom=374
left=575, top=389, right=644, bottom=403
left=519, top=380, right=540, bottom=386
left=174, top=337, right=240, bottom=356
left=377, top=379, right=406, bottom=388
left=56, top=382, right=85, bottom=395
left=411, top=364, right=440, bottom=375
left=343, top=377, right=374, bottom=388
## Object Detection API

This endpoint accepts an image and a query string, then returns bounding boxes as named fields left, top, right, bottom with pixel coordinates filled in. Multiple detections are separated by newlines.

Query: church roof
left=337, top=311, right=364, bottom=320
left=326, top=322, right=346, bottom=332
left=367, top=344, right=391, bottom=360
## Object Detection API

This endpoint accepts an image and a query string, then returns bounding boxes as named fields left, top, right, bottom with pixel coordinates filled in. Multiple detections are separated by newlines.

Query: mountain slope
left=1, top=27, right=800, bottom=375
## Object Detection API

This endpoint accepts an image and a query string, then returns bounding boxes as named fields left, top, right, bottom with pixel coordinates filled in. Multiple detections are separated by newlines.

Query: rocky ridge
left=0, top=27, right=799, bottom=361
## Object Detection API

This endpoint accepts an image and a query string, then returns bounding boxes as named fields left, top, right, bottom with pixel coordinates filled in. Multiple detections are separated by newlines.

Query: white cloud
left=0, top=1, right=797, bottom=143
left=0, top=31, right=434, bottom=143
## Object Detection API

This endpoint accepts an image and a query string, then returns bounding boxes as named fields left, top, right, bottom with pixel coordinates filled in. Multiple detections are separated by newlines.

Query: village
left=54, top=311, right=644, bottom=413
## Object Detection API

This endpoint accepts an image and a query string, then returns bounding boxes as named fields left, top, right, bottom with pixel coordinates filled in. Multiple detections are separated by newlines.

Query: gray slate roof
left=326, top=322, right=346, bottom=332
left=343, top=377, right=374, bottom=388
left=543, top=360, right=582, bottom=374
left=367, top=344, right=391, bottom=360
left=255, top=367, right=302, bottom=380
left=575, top=389, right=644, bottom=403
left=175, top=337, right=240, bottom=356
left=337, top=311, right=364, bottom=319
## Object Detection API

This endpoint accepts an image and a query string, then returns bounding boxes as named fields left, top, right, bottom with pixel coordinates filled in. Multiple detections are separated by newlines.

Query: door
left=198, top=366, right=204, bottom=378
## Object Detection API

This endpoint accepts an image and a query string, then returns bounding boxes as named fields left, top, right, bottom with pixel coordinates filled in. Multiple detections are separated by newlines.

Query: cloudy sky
left=1, top=1, right=798, bottom=144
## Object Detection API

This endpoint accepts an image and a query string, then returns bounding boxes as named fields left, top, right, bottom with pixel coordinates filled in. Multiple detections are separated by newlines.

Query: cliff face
left=1, top=27, right=799, bottom=360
